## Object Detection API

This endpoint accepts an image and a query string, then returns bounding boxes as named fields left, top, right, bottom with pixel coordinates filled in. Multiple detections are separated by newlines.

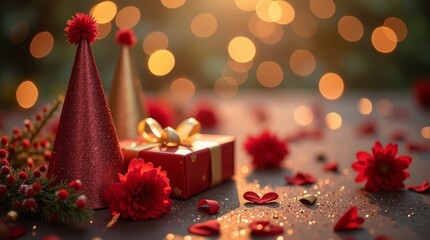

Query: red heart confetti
left=243, top=191, right=279, bottom=204
left=407, top=181, right=430, bottom=194
left=285, top=172, right=316, bottom=185
left=249, top=220, right=284, bottom=236
left=324, top=161, right=338, bottom=172
left=197, top=199, right=220, bottom=215
left=333, top=206, right=364, bottom=231
left=188, top=219, right=220, bottom=236
left=406, top=141, right=430, bottom=152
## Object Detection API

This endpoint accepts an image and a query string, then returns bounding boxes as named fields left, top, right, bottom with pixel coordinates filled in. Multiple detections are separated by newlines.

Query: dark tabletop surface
left=2, top=90, right=430, bottom=240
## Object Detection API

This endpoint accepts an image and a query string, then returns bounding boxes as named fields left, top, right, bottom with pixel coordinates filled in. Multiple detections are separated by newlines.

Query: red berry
left=76, top=195, right=87, bottom=208
left=18, top=172, right=28, bottom=180
left=69, top=179, right=82, bottom=191
left=44, top=151, right=52, bottom=161
left=26, top=188, right=35, bottom=197
left=1, top=165, right=10, bottom=175
left=13, top=128, right=21, bottom=135
left=56, top=189, right=69, bottom=200
left=7, top=175, right=15, bottom=184
left=24, top=119, right=31, bottom=129
left=27, top=158, right=34, bottom=168
left=36, top=113, right=43, bottom=121
left=33, top=182, right=42, bottom=192
left=33, top=170, right=41, bottom=178
left=0, top=185, right=6, bottom=195
left=13, top=201, right=22, bottom=209
left=0, top=149, right=7, bottom=159
left=39, top=165, right=47, bottom=173
left=23, top=198, right=36, bottom=208
left=0, top=136, right=8, bottom=146
left=40, top=140, right=49, bottom=148
left=22, top=139, right=31, bottom=148
left=1, top=159, right=9, bottom=166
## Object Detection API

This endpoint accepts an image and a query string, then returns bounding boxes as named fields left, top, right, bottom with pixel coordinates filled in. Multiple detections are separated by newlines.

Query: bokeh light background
left=0, top=0, right=429, bottom=110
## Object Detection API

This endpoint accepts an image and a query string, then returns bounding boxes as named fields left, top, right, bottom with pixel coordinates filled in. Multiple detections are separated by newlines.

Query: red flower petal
left=333, top=206, right=364, bottom=231
left=243, top=191, right=278, bottom=204
left=285, top=172, right=316, bottom=185
left=249, top=220, right=284, bottom=236
left=324, top=161, right=338, bottom=172
left=197, top=199, right=220, bottom=215
left=407, top=181, right=430, bottom=194
left=188, top=220, right=220, bottom=236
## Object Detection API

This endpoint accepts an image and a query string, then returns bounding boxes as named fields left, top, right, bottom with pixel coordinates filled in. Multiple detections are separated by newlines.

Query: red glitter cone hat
left=109, top=29, right=148, bottom=140
left=48, top=13, right=124, bottom=209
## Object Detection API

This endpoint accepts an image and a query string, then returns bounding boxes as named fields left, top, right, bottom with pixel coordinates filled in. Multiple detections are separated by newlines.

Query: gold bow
left=137, top=118, right=201, bottom=147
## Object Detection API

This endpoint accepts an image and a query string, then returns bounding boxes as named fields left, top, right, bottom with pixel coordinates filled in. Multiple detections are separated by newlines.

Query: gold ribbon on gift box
left=127, top=118, right=222, bottom=187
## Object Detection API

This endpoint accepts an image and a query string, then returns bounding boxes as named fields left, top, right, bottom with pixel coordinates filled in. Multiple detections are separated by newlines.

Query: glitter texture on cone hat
left=109, top=29, right=148, bottom=140
left=48, top=13, right=125, bottom=209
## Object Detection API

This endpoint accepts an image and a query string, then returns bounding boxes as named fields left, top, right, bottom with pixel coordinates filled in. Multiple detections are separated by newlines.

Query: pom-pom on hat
left=115, top=29, right=137, bottom=47
left=48, top=13, right=124, bottom=209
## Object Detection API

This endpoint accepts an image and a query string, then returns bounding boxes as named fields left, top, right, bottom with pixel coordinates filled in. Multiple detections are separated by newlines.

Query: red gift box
left=121, top=134, right=235, bottom=199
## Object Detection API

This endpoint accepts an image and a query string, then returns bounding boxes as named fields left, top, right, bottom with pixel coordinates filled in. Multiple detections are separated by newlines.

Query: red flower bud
left=0, top=149, right=7, bottom=159
left=40, top=139, right=49, bottom=148
left=39, top=165, right=47, bottom=173
left=0, top=185, right=6, bottom=195
left=26, top=188, right=35, bottom=198
left=1, top=159, right=10, bottom=166
left=7, top=175, right=15, bottom=184
left=33, top=170, right=41, bottom=178
left=36, top=113, right=43, bottom=121
left=0, top=136, right=8, bottom=146
left=69, top=179, right=82, bottom=191
left=23, top=198, right=36, bottom=208
left=56, top=189, right=69, bottom=200
left=22, top=139, right=31, bottom=148
left=76, top=195, right=87, bottom=208
left=18, top=172, right=28, bottom=180
left=1, top=165, right=10, bottom=175
left=33, top=182, right=42, bottom=192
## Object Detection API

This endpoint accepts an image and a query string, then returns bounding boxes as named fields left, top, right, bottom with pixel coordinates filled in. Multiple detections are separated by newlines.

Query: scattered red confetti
left=115, top=29, right=137, bottom=47
left=413, top=78, right=430, bottom=110
left=104, top=158, right=172, bottom=221
left=243, top=191, right=278, bottom=204
left=407, top=181, right=430, bottom=194
left=324, top=161, right=338, bottom=172
left=244, top=130, right=288, bottom=169
left=375, top=235, right=392, bottom=240
left=188, top=219, right=220, bottom=236
left=41, top=234, right=62, bottom=240
left=352, top=141, right=412, bottom=192
left=285, top=172, right=316, bottom=185
left=65, top=13, right=98, bottom=45
left=406, top=141, right=430, bottom=152
left=333, top=206, right=364, bottom=231
left=197, top=199, right=220, bottom=215
left=390, top=130, right=406, bottom=141
left=358, top=120, right=377, bottom=136
left=249, top=220, right=284, bottom=236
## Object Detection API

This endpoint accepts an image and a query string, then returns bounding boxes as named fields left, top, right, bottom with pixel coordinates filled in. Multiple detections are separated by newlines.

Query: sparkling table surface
left=3, top=90, right=430, bottom=240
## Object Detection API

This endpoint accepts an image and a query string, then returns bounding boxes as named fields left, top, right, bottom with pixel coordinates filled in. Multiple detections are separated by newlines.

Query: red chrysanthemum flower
left=104, top=158, right=172, bottom=221
left=244, top=130, right=288, bottom=169
left=351, top=141, right=412, bottom=192
left=115, top=29, right=137, bottom=47
left=65, top=13, right=98, bottom=45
